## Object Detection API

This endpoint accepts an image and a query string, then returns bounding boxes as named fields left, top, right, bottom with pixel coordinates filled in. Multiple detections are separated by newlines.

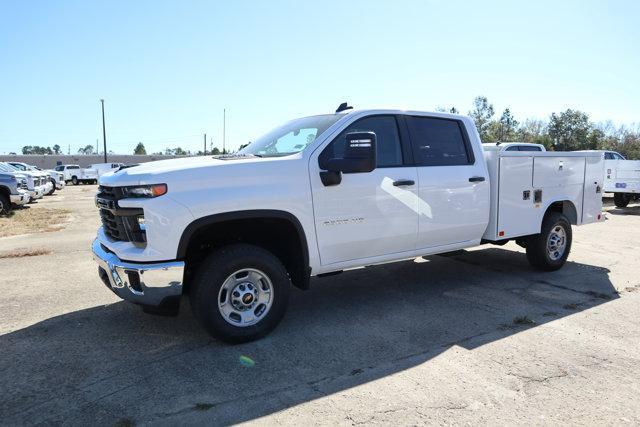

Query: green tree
left=22, top=145, right=53, bottom=154
left=134, top=142, right=147, bottom=155
left=164, top=147, right=188, bottom=156
left=468, top=96, right=495, bottom=142
left=516, top=119, right=553, bottom=149
left=78, top=144, right=95, bottom=154
left=211, top=147, right=221, bottom=155
left=435, top=106, right=459, bottom=114
left=52, top=144, right=61, bottom=154
left=489, top=108, right=519, bottom=142
left=548, top=109, right=591, bottom=151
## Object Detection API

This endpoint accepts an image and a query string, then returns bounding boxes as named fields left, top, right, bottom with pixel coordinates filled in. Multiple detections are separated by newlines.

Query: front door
left=310, top=115, right=419, bottom=266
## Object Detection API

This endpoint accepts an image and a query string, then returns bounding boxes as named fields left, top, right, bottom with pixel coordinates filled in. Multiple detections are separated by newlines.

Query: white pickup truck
left=598, top=151, right=639, bottom=207
left=92, top=108, right=604, bottom=342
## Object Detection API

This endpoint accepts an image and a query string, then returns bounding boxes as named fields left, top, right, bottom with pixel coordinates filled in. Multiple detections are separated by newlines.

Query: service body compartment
left=604, top=159, right=640, bottom=193
left=483, top=151, right=603, bottom=241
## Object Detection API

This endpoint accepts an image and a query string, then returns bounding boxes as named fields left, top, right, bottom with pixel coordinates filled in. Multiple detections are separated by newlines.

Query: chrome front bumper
left=92, top=239, right=185, bottom=307
left=10, top=192, right=31, bottom=206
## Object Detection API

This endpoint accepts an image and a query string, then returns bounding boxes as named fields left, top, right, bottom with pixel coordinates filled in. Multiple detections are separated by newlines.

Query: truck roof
left=482, top=142, right=546, bottom=151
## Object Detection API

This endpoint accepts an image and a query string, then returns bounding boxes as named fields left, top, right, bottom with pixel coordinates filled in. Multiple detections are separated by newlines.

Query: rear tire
left=190, top=244, right=291, bottom=343
left=614, top=193, right=631, bottom=208
left=526, top=212, right=572, bottom=271
left=0, top=193, right=12, bottom=215
left=47, top=179, right=56, bottom=195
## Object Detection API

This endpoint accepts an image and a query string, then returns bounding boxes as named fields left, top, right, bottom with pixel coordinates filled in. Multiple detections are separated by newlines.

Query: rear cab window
left=405, top=116, right=474, bottom=166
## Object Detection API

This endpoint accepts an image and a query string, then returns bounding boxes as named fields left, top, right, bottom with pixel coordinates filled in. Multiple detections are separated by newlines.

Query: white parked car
left=8, top=162, right=64, bottom=195
left=90, top=162, right=125, bottom=178
left=0, top=162, right=47, bottom=201
left=92, top=108, right=604, bottom=342
left=54, top=164, right=98, bottom=185
left=579, top=151, right=639, bottom=207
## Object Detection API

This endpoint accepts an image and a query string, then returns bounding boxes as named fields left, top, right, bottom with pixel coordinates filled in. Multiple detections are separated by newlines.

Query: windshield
left=238, top=114, right=344, bottom=158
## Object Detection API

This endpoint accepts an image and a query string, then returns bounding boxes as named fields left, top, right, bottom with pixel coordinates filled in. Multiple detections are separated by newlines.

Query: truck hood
left=99, top=155, right=289, bottom=187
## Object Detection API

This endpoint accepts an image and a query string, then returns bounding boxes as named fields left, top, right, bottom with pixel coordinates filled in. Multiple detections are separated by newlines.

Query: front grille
left=97, top=186, right=146, bottom=245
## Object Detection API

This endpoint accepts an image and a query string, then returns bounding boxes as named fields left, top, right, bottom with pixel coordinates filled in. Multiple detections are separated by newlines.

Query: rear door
left=407, top=116, right=490, bottom=249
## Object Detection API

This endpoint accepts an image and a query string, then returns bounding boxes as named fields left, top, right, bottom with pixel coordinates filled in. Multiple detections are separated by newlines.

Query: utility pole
left=68, top=144, right=70, bottom=155
left=96, top=139, right=99, bottom=155
left=223, top=108, right=226, bottom=154
left=203, top=133, right=207, bottom=155
left=100, top=99, right=107, bottom=162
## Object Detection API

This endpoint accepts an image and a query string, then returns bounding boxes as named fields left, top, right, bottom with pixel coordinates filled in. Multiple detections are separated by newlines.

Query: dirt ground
left=1, top=185, right=639, bottom=425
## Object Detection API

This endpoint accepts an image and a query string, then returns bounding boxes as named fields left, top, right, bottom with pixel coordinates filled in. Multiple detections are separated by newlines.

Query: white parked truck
left=90, top=162, right=125, bottom=178
left=8, top=162, right=65, bottom=195
left=92, top=108, right=604, bottom=342
left=54, top=164, right=98, bottom=185
left=589, top=151, right=639, bottom=207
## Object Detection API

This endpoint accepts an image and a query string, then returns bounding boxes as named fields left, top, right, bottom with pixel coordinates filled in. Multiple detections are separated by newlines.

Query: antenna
left=335, top=102, right=353, bottom=113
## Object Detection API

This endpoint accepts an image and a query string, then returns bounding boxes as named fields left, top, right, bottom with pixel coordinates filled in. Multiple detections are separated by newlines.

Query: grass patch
left=0, top=247, right=52, bottom=259
left=0, top=207, right=71, bottom=238
left=193, top=403, right=215, bottom=411
left=113, top=418, right=135, bottom=427
left=585, top=291, right=612, bottom=300
left=513, top=316, right=535, bottom=326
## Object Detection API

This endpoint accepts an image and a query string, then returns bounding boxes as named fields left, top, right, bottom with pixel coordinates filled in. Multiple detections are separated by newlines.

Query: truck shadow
left=0, top=247, right=618, bottom=425
left=607, top=206, right=640, bottom=216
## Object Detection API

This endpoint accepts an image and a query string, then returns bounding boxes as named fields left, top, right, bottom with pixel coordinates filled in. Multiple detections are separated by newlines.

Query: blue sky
left=1, top=0, right=639, bottom=155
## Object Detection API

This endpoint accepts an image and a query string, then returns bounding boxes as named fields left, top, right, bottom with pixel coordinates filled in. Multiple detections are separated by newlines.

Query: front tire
left=190, top=244, right=291, bottom=343
left=614, top=193, right=631, bottom=208
left=47, top=179, right=56, bottom=195
left=526, top=212, right=572, bottom=271
left=71, top=176, right=78, bottom=185
left=0, top=193, right=12, bottom=215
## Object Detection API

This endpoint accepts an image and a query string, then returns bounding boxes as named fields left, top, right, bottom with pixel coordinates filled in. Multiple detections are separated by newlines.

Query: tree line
left=16, top=98, right=640, bottom=159
left=455, top=96, right=640, bottom=159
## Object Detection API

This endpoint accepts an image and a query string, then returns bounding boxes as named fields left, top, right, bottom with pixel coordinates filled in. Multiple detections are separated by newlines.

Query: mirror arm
left=320, top=170, right=342, bottom=187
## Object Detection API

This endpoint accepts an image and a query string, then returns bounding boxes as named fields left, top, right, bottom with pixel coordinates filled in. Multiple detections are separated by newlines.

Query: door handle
left=469, top=176, right=485, bottom=182
left=393, top=179, right=415, bottom=187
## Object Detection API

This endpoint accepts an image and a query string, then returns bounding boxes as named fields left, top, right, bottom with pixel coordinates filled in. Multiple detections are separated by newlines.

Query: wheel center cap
left=242, top=293, right=254, bottom=304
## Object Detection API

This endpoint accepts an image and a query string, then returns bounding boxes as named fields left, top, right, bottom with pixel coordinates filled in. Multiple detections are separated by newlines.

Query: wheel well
left=0, top=186, right=10, bottom=198
left=179, top=212, right=310, bottom=291
left=546, top=200, right=577, bottom=224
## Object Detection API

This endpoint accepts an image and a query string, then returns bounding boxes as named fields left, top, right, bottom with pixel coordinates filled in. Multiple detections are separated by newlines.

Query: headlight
left=122, top=184, right=168, bottom=198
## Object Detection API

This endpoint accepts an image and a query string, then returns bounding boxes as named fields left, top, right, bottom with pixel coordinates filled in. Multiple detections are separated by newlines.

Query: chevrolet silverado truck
left=8, top=162, right=65, bottom=195
left=0, top=170, right=30, bottom=214
left=92, top=108, right=604, bottom=342
left=0, top=163, right=46, bottom=202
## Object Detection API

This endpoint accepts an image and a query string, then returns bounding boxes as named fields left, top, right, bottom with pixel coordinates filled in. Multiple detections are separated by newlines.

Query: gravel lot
left=1, top=185, right=639, bottom=425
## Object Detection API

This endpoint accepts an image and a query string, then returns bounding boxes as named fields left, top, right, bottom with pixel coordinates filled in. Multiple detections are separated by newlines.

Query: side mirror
left=326, top=132, right=377, bottom=174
